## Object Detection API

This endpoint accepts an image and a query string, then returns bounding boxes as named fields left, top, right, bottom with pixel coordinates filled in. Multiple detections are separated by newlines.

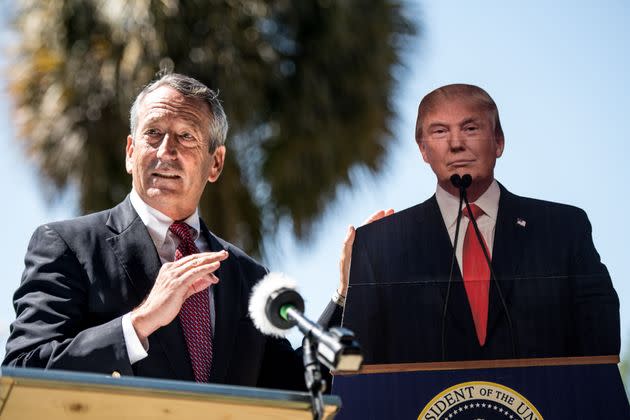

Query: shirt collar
left=129, top=189, right=201, bottom=248
left=435, top=179, right=501, bottom=229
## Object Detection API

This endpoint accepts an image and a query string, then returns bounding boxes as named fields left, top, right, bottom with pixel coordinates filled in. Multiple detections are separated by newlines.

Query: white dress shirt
left=122, top=189, right=215, bottom=364
left=435, top=180, right=501, bottom=272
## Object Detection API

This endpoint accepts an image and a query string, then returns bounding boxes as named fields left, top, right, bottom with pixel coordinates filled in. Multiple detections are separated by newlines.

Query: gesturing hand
left=130, top=250, right=228, bottom=341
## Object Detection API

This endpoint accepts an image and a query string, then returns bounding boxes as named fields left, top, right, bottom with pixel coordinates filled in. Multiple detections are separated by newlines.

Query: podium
left=0, top=367, right=341, bottom=419
left=332, top=356, right=629, bottom=419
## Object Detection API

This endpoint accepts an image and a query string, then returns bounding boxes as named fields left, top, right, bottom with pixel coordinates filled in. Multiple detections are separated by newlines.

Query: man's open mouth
left=152, top=173, right=180, bottom=179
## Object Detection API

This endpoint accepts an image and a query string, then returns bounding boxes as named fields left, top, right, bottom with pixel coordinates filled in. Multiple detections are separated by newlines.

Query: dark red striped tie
left=169, top=221, right=213, bottom=382
left=462, top=204, right=490, bottom=346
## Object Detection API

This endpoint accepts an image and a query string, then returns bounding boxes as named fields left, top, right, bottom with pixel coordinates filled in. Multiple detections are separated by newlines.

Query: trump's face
left=125, top=85, right=225, bottom=220
left=418, top=97, right=504, bottom=199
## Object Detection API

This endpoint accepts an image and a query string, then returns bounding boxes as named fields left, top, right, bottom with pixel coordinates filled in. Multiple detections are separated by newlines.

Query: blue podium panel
left=333, top=361, right=629, bottom=419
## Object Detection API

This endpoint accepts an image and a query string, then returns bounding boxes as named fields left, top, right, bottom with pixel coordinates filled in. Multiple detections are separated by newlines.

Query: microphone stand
left=302, top=335, right=325, bottom=420
left=462, top=189, right=517, bottom=358
left=442, top=174, right=467, bottom=360
left=282, top=305, right=360, bottom=419
left=252, top=275, right=362, bottom=420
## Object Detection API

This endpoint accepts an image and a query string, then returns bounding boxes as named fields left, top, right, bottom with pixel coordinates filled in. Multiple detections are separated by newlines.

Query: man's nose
left=156, top=133, right=178, bottom=159
left=448, top=131, right=466, bottom=150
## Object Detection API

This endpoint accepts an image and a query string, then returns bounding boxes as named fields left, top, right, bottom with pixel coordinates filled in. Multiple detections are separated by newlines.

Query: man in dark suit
left=4, top=73, right=342, bottom=390
left=340, top=84, right=620, bottom=364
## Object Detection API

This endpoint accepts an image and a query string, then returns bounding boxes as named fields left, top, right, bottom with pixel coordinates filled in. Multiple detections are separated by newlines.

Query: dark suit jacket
left=4, top=197, right=340, bottom=390
left=343, top=184, right=620, bottom=363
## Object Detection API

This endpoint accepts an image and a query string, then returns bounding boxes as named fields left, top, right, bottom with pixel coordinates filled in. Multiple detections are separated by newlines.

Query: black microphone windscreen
left=450, top=174, right=462, bottom=188
left=461, top=174, right=472, bottom=188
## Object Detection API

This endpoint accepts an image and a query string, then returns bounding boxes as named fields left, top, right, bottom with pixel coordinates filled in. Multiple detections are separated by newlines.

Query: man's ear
left=495, top=134, right=505, bottom=158
left=208, top=145, right=226, bottom=183
left=125, top=135, right=134, bottom=174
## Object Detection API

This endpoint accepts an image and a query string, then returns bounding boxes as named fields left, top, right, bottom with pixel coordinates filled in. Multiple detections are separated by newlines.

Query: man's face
left=126, top=86, right=225, bottom=220
left=418, top=97, right=504, bottom=196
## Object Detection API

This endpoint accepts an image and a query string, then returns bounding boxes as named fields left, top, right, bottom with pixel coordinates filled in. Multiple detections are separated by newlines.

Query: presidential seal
left=418, top=381, right=543, bottom=420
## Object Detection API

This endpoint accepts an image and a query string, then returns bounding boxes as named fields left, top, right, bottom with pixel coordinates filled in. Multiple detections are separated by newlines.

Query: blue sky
left=1, top=0, right=629, bottom=364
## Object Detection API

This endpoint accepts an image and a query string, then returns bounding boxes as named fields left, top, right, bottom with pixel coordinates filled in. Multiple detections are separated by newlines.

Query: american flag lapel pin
left=516, top=218, right=527, bottom=227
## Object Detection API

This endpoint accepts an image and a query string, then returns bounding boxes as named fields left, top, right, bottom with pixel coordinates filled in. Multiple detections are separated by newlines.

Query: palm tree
left=8, top=0, right=416, bottom=256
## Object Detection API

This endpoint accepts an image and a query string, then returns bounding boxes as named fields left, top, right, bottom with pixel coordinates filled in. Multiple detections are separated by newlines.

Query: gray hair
left=129, top=73, right=229, bottom=151
left=415, top=84, right=503, bottom=144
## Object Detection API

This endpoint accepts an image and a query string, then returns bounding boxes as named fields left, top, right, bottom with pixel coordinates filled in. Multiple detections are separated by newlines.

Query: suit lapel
left=106, top=197, right=194, bottom=381
left=201, top=222, right=240, bottom=383
left=106, top=198, right=160, bottom=301
left=487, top=184, right=525, bottom=341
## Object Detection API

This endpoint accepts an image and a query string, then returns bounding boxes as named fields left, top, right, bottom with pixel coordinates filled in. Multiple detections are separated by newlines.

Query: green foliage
left=9, top=0, right=416, bottom=255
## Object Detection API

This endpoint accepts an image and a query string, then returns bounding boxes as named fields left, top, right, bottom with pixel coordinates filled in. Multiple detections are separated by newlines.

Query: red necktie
left=169, top=221, right=213, bottom=382
left=462, top=204, right=490, bottom=346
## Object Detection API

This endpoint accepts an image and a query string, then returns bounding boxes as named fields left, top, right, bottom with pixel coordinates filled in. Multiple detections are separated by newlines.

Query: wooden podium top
left=335, top=354, right=619, bottom=375
left=0, top=367, right=341, bottom=420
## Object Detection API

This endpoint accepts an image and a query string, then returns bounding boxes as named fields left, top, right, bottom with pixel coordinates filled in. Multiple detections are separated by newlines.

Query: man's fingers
left=338, top=210, right=393, bottom=296
left=363, top=208, right=395, bottom=225
left=340, top=226, right=356, bottom=269
left=171, top=250, right=229, bottom=268
left=170, top=251, right=228, bottom=275
left=186, top=274, right=220, bottom=298
left=341, top=225, right=356, bottom=261
left=363, top=210, right=385, bottom=225
left=338, top=225, right=356, bottom=297
left=153, top=254, right=223, bottom=300
left=179, top=261, right=221, bottom=285
left=184, top=277, right=215, bottom=299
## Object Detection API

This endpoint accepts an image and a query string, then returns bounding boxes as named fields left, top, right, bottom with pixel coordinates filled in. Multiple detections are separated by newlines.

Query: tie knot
left=169, top=221, right=196, bottom=242
left=463, top=204, right=484, bottom=221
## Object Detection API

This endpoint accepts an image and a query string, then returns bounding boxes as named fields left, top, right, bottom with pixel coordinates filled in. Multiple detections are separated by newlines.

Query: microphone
left=450, top=173, right=516, bottom=356
left=441, top=174, right=470, bottom=360
left=461, top=174, right=472, bottom=189
left=461, top=190, right=517, bottom=357
left=449, top=173, right=472, bottom=190
left=249, top=272, right=363, bottom=372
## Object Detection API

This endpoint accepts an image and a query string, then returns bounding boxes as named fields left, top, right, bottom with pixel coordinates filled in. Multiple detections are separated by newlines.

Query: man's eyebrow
left=141, top=115, right=204, bottom=130
left=141, top=116, right=162, bottom=126
left=425, top=116, right=483, bottom=132
left=427, top=121, right=448, bottom=129
left=459, top=117, right=481, bottom=126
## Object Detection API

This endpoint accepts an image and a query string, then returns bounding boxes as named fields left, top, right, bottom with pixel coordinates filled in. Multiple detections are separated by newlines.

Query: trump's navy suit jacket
left=343, top=184, right=620, bottom=363
left=4, top=197, right=340, bottom=390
